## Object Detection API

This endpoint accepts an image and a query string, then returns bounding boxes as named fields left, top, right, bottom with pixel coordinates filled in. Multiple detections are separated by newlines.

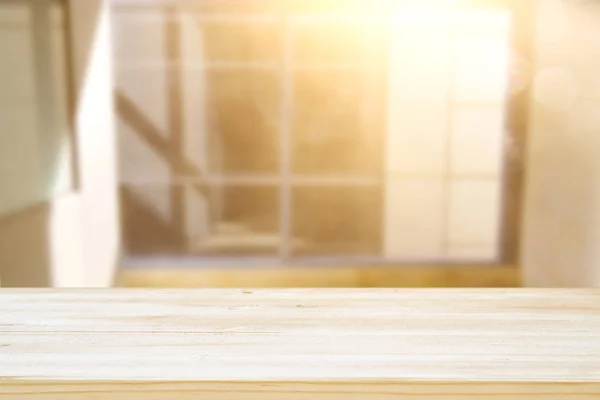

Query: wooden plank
left=118, top=266, right=520, bottom=288
left=1, top=289, right=600, bottom=399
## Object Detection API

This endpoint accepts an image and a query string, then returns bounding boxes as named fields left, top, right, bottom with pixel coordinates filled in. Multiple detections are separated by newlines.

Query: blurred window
left=114, top=1, right=525, bottom=265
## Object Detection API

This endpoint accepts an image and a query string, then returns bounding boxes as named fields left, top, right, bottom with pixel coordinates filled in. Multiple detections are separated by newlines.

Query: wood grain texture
left=1, top=289, right=599, bottom=399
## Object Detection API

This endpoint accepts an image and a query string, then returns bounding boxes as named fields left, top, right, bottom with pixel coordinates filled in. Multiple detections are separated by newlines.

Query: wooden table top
left=1, top=289, right=599, bottom=399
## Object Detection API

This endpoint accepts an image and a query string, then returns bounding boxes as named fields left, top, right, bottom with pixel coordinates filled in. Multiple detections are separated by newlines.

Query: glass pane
left=122, top=183, right=280, bottom=257
left=453, top=32, right=510, bottom=103
left=191, top=185, right=280, bottom=256
left=190, top=0, right=279, bottom=15
left=198, top=21, right=282, bottom=63
left=450, top=107, right=505, bottom=175
left=292, top=20, right=387, bottom=65
left=292, top=186, right=381, bottom=256
left=447, top=180, right=502, bottom=260
left=206, top=70, right=281, bottom=174
left=112, top=9, right=166, bottom=65
left=291, top=69, right=385, bottom=174
left=0, top=0, right=72, bottom=218
left=383, top=179, right=445, bottom=259
left=190, top=0, right=377, bottom=15
left=121, top=184, right=184, bottom=255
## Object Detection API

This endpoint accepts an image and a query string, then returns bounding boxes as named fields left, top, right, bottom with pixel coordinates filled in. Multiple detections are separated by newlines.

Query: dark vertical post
left=379, top=18, right=391, bottom=257
left=279, top=13, right=292, bottom=260
left=499, top=0, right=535, bottom=265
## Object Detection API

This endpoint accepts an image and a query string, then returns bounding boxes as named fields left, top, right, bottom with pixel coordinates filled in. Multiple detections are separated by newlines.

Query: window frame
left=116, top=0, right=533, bottom=268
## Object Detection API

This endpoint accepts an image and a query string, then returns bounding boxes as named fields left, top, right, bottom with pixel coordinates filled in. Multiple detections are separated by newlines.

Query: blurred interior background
left=0, top=0, right=599, bottom=288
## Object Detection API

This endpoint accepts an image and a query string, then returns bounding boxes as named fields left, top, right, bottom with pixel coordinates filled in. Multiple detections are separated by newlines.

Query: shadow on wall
left=0, top=205, right=52, bottom=287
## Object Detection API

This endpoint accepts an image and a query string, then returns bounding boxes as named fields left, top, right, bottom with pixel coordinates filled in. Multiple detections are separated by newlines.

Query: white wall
left=523, top=0, right=600, bottom=287
left=68, top=0, right=120, bottom=287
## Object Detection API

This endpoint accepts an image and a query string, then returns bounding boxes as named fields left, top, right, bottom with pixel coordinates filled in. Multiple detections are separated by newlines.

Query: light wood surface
left=1, top=289, right=599, bottom=399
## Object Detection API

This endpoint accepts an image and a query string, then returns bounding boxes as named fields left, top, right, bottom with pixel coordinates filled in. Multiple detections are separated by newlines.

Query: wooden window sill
left=117, top=265, right=520, bottom=288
